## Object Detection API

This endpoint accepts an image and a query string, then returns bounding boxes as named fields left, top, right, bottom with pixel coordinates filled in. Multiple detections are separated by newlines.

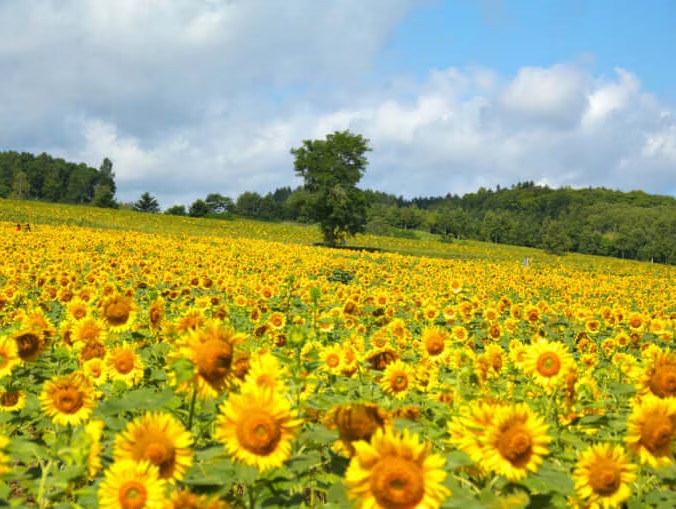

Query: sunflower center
left=105, top=300, right=131, bottom=326
left=641, top=412, right=674, bottom=454
left=144, top=441, right=176, bottom=478
left=74, top=308, right=86, bottom=319
left=0, top=353, right=7, bottom=368
left=114, top=350, right=135, bottom=374
left=536, top=352, right=561, bottom=377
left=370, top=456, right=425, bottom=509
left=425, top=335, right=444, bottom=356
left=236, top=410, right=282, bottom=456
left=497, top=424, right=532, bottom=466
left=0, top=391, right=19, bottom=407
left=650, top=364, right=676, bottom=398
left=391, top=374, right=408, bottom=391
left=118, top=481, right=148, bottom=509
left=589, top=465, right=621, bottom=496
left=54, top=386, right=84, bottom=414
left=195, top=339, right=232, bottom=385
left=15, top=332, right=42, bottom=360
left=326, top=354, right=340, bottom=368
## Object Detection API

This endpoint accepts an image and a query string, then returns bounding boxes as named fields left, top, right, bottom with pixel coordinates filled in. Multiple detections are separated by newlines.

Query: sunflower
left=380, top=359, right=415, bottom=400
left=98, top=459, right=168, bottom=509
left=419, top=325, right=451, bottom=362
left=318, top=343, right=344, bottom=375
left=85, top=419, right=105, bottom=477
left=169, top=488, right=231, bottom=509
left=174, top=308, right=207, bottom=334
left=39, top=371, right=95, bottom=426
left=114, top=412, right=194, bottom=482
left=0, top=389, right=26, bottom=412
left=242, top=351, right=287, bottom=393
left=344, top=427, right=450, bottom=509
left=447, top=400, right=499, bottom=473
left=100, top=293, right=138, bottom=333
left=482, top=403, right=552, bottom=481
left=171, top=320, right=245, bottom=399
left=572, top=443, right=636, bottom=509
left=13, top=328, right=46, bottom=362
left=104, top=343, right=145, bottom=386
left=522, top=339, right=575, bottom=390
left=0, top=434, right=9, bottom=476
left=66, top=297, right=91, bottom=321
left=636, top=349, right=676, bottom=398
left=329, top=403, right=391, bottom=456
left=451, top=325, right=468, bottom=343
left=148, top=296, right=166, bottom=334
left=366, top=348, right=399, bottom=371
left=72, top=317, right=108, bottom=346
left=625, top=394, right=676, bottom=468
left=0, top=336, right=20, bottom=377
left=214, top=384, right=302, bottom=472
left=267, top=311, right=286, bottom=330
left=83, top=357, right=108, bottom=385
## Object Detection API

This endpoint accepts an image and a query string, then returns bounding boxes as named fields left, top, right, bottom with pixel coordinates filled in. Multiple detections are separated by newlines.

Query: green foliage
left=91, top=184, right=118, bottom=209
left=290, top=130, right=371, bottom=246
left=134, top=192, right=160, bottom=213
left=165, top=204, right=187, bottom=216
left=189, top=199, right=210, bottom=217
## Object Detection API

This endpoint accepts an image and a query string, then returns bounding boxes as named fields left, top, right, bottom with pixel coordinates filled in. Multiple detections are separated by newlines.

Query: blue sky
left=0, top=0, right=675, bottom=208
left=382, top=1, right=675, bottom=100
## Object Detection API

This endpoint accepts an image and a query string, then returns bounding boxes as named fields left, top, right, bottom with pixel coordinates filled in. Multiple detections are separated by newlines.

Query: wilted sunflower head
left=330, top=403, right=390, bottom=455
left=13, top=328, right=46, bottom=362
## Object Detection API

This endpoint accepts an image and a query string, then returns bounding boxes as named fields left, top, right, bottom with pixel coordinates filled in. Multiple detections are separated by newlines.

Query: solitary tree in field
left=290, top=130, right=371, bottom=246
left=134, top=192, right=160, bottom=213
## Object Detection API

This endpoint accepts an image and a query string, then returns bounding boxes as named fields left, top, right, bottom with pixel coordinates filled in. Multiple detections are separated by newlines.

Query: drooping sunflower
left=113, top=411, right=194, bottom=483
left=329, top=402, right=391, bottom=456
left=0, top=335, right=20, bottom=377
left=85, top=418, right=105, bottom=478
left=344, top=427, right=450, bottom=509
left=380, top=359, right=415, bottom=400
left=12, top=327, right=46, bottom=362
left=572, top=443, right=636, bottom=509
left=39, top=371, right=95, bottom=426
left=171, top=319, right=245, bottom=399
left=214, top=384, right=302, bottom=472
left=625, top=394, right=676, bottom=468
left=99, top=293, right=138, bottom=333
left=98, top=459, right=168, bottom=509
left=104, top=342, right=145, bottom=386
left=636, top=348, right=676, bottom=398
left=148, top=296, right=166, bottom=334
left=522, top=339, right=575, bottom=390
left=482, top=403, right=552, bottom=481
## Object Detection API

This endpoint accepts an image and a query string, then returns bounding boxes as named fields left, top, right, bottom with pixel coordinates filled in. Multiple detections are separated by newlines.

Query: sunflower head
left=573, top=443, right=636, bottom=509
left=330, top=403, right=390, bottom=455
left=39, top=371, right=95, bottom=426
left=625, top=394, right=676, bottom=468
left=640, top=350, right=676, bottom=398
left=99, top=293, right=138, bottom=332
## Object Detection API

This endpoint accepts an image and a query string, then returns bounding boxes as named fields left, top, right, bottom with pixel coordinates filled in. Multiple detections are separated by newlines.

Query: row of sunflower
left=0, top=217, right=675, bottom=508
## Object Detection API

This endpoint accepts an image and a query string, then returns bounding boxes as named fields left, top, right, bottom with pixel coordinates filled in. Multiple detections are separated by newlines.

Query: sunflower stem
left=247, top=481, right=257, bottom=509
left=187, top=386, right=198, bottom=431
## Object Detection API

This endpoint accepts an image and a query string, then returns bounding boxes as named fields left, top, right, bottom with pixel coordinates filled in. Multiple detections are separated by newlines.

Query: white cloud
left=0, top=0, right=675, bottom=208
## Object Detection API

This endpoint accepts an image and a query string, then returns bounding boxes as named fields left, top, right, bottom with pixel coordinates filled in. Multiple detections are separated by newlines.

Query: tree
left=92, top=184, right=118, bottom=208
left=235, top=191, right=263, bottom=217
left=98, top=157, right=116, bottom=194
left=189, top=199, right=209, bottom=217
left=205, top=193, right=234, bottom=214
left=290, top=130, right=371, bottom=246
left=541, top=219, right=571, bottom=255
left=10, top=170, right=30, bottom=200
left=134, top=192, right=160, bottom=213
left=165, top=205, right=187, bottom=216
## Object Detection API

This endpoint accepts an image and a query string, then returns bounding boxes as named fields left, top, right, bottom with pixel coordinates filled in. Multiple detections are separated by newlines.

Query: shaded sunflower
left=625, top=394, right=676, bottom=468
left=482, top=403, right=552, bottom=481
left=380, top=359, right=415, bottom=400
left=104, top=343, right=145, bottom=386
left=0, top=389, right=26, bottom=412
left=329, top=402, right=391, bottom=456
left=98, top=459, right=168, bottom=509
left=114, top=412, right=194, bottom=483
left=171, top=320, right=245, bottom=399
left=214, top=384, right=302, bottom=472
left=0, top=336, right=20, bottom=377
left=344, top=427, right=450, bottom=509
left=365, top=347, right=399, bottom=371
left=148, top=296, right=166, bottom=334
left=636, top=349, right=676, bottom=398
left=12, top=327, right=46, bottom=362
left=572, top=443, right=636, bottom=509
left=99, top=293, right=138, bottom=333
left=522, top=339, right=575, bottom=390
left=39, top=371, right=95, bottom=426
left=169, top=488, right=232, bottom=509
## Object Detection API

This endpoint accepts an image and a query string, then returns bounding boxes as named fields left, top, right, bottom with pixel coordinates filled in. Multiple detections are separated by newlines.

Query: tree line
left=5, top=142, right=676, bottom=264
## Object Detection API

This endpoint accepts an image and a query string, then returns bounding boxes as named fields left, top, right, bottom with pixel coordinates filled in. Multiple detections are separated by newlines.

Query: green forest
left=2, top=150, right=676, bottom=264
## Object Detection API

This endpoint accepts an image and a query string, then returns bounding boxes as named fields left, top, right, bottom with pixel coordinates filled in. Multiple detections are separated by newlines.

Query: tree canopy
left=290, top=130, right=371, bottom=246
left=134, top=192, right=160, bottom=213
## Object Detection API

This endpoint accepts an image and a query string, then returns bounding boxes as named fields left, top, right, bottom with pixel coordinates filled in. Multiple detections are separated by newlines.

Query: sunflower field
left=0, top=199, right=675, bottom=509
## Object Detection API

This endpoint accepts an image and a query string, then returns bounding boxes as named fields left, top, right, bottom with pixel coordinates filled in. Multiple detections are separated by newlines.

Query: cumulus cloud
left=0, top=0, right=675, bottom=208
